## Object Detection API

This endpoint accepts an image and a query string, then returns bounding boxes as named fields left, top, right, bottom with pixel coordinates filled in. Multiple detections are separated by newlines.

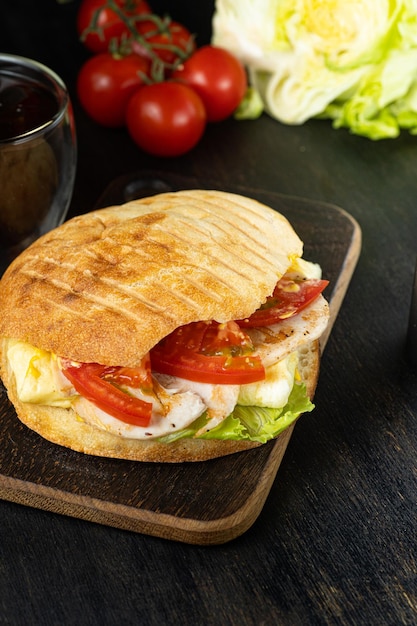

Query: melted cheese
left=7, top=340, right=74, bottom=408
left=289, top=257, right=322, bottom=279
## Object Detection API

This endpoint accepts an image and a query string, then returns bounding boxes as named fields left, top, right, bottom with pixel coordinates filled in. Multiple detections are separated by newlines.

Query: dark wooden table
left=2, top=2, right=417, bottom=624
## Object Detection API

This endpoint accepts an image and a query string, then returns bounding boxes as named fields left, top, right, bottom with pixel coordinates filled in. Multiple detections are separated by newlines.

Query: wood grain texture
left=0, top=176, right=361, bottom=544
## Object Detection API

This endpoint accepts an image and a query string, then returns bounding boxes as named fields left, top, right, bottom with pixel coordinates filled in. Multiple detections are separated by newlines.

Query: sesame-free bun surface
left=0, top=338, right=319, bottom=462
left=0, top=190, right=303, bottom=366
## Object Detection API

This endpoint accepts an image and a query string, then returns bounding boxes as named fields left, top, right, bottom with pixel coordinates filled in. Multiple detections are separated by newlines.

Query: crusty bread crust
left=0, top=190, right=302, bottom=367
left=0, top=338, right=319, bottom=462
left=0, top=189, right=324, bottom=462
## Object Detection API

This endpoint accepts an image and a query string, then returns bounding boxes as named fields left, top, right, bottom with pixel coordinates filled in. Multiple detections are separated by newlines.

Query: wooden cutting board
left=0, top=173, right=361, bottom=545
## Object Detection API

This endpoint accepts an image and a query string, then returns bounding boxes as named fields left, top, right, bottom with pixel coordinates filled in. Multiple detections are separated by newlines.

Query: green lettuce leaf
left=322, top=47, right=417, bottom=139
left=157, top=382, right=314, bottom=445
left=212, top=0, right=417, bottom=139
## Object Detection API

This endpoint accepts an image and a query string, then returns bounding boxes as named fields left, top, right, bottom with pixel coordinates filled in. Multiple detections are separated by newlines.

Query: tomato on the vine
left=77, top=0, right=151, bottom=54
left=76, top=3, right=249, bottom=155
left=77, top=52, right=150, bottom=127
left=126, top=81, right=206, bottom=157
left=172, top=45, right=247, bottom=122
left=131, top=17, right=196, bottom=69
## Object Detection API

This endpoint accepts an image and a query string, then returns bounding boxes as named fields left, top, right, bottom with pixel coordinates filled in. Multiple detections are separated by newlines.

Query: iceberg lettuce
left=212, top=0, right=417, bottom=139
left=157, top=382, right=314, bottom=444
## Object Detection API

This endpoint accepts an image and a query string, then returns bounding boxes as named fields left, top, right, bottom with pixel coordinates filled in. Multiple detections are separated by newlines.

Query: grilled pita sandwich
left=0, top=190, right=329, bottom=462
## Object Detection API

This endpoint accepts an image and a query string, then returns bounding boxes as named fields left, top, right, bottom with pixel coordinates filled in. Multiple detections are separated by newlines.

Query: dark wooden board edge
left=0, top=425, right=295, bottom=545
left=0, top=174, right=361, bottom=544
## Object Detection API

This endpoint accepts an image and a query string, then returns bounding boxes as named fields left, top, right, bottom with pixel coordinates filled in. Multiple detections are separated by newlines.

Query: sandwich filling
left=5, top=258, right=329, bottom=444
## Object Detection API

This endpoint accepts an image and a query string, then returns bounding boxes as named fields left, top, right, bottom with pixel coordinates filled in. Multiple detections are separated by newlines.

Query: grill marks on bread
left=0, top=190, right=303, bottom=366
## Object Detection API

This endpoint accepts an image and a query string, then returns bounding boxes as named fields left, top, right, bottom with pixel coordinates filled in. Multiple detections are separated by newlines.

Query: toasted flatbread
left=0, top=189, right=325, bottom=462
left=0, top=338, right=319, bottom=462
left=0, top=190, right=302, bottom=366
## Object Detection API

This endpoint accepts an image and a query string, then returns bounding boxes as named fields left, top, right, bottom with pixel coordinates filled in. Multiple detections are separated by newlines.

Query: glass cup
left=0, top=53, right=77, bottom=274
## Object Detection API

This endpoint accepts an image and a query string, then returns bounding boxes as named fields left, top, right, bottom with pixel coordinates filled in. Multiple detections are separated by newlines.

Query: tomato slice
left=150, top=321, right=265, bottom=384
left=62, top=360, right=152, bottom=426
left=199, top=320, right=254, bottom=356
left=101, top=353, right=153, bottom=392
left=237, top=277, right=329, bottom=328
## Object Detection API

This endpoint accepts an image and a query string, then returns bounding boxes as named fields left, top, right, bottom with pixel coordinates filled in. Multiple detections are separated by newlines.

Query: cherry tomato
left=150, top=321, right=265, bottom=385
left=126, top=81, right=206, bottom=157
left=77, top=52, right=150, bottom=127
left=62, top=361, right=153, bottom=426
left=172, top=45, right=247, bottom=122
left=131, top=17, right=195, bottom=69
left=77, top=0, right=151, bottom=54
left=237, top=277, right=329, bottom=328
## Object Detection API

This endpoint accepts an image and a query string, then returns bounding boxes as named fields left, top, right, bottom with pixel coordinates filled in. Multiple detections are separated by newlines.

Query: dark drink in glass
left=0, top=54, right=77, bottom=273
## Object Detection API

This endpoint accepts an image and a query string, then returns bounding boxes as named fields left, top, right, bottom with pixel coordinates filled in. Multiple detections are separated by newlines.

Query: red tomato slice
left=150, top=321, right=265, bottom=384
left=238, top=277, right=329, bottom=328
left=102, top=353, right=153, bottom=391
left=199, top=320, right=254, bottom=356
left=62, top=361, right=152, bottom=426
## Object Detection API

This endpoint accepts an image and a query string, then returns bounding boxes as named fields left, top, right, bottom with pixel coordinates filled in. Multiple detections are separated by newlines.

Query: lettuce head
left=212, top=0, right=417, bottom=139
